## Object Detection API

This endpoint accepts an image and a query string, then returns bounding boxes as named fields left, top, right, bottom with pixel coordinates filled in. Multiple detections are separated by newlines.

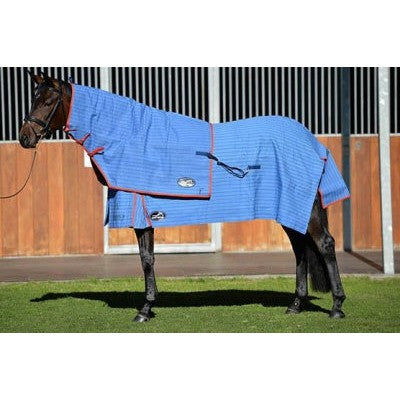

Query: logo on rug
left=150, top=211, right=166, bottom=221
left=177, top=177, right=196, bottom=188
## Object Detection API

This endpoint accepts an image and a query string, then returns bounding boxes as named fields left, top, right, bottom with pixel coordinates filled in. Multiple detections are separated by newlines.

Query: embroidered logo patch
left=177, top=177, right=196, bottom=188
left=150, top=211, right=166, bottom=221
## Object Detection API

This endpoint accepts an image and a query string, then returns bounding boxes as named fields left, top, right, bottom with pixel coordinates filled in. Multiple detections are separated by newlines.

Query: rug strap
left=196, top=151, right=260, bottom=179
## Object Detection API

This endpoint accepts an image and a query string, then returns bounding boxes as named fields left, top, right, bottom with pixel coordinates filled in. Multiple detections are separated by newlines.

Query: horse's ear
left=27, top=70, right=44, bottom=85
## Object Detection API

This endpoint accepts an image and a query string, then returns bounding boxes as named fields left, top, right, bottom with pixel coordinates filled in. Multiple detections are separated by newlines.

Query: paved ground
left=0, top=251, right=398, bottom=282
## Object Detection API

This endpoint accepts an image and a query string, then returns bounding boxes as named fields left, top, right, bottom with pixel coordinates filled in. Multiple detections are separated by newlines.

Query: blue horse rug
left=66, top=84, right=350, bottom=234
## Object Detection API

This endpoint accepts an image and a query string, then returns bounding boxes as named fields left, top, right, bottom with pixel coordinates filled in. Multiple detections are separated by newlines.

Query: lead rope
left=0, top=136, right=43, bottom=200
left=0, top=79, right=68, bottom=200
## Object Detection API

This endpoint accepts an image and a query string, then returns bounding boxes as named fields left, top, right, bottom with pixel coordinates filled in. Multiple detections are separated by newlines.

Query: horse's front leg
left=307, top=199, right=346, bottom=319
left=133, top=227, right=158, bottom=322
left=283, top=226, right=308, bottom=314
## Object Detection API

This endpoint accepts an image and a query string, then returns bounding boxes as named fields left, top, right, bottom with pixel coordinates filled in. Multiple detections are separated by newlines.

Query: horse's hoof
left=133, top=313, right=150, bottom=323
left=286, top=307, right=301, bottom=314
left=329, top=309, right=345, bottom=319
left=286, top=299, right=301, bottom=314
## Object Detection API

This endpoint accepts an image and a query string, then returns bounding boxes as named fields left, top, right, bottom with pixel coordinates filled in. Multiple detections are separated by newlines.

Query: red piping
left=141, top=195, right=152, bottom=226
left=64, top=83, right=75, bottom=132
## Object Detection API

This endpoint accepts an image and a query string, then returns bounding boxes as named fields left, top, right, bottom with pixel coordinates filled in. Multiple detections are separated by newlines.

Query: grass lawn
left=0, top=276, right=399, bottom=333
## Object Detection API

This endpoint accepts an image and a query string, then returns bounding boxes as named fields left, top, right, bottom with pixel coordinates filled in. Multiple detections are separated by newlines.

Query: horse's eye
left=44, top=101, right=52, bottom=106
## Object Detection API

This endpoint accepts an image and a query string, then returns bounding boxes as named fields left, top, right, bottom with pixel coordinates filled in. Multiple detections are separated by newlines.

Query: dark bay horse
left=19, top=72, right=346, bottom=323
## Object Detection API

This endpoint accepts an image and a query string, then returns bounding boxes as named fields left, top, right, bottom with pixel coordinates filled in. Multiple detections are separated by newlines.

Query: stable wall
left=0, top=136, right=399, bottom=256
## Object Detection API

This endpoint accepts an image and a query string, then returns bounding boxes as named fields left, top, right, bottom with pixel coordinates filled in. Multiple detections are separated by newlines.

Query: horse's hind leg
left=283, top=226, right=308, bottom=314
left=307, top=197, right=346, bottom=318
left=133, top=227, right=158, bottom=322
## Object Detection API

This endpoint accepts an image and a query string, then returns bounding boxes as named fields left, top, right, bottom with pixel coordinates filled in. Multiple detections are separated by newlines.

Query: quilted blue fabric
left=67, top=84, right=350, bottom=234
left=67, top=84, right=213, bottom=198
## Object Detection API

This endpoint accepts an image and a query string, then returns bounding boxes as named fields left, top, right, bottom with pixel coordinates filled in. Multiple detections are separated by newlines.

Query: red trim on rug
left=318, top=188, right=350, bottom=209
left=64, top=83, right=75, bottom=132
left=141, top=195, right=152, bottom=226
left=88, top=147, right=105, bottom=157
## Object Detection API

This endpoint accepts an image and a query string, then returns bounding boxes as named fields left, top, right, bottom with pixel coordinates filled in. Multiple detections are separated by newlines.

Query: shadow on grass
left=31, top=290, right=329, bottom=314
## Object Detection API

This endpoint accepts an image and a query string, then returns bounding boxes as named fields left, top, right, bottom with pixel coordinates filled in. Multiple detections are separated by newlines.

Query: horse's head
left=19, top=71, right=71, bottom=148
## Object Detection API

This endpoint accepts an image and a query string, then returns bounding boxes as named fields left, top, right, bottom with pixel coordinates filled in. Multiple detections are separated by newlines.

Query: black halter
left=24, top=80, right=66, bottom=140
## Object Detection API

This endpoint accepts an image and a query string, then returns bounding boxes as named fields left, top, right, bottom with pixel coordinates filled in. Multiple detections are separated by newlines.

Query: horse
left=19, top=72, right=347, bottom=323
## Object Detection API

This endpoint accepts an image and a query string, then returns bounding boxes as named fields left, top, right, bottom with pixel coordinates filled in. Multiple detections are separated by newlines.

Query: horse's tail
left=306, top=241, right=331, bottom=293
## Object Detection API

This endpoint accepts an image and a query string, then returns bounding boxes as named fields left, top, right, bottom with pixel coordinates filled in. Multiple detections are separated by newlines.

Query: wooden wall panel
left=0, top=145, right=18, bottom=255
left=109, top=225, right=211, bottom=246
left=316, top=137, right=344, bottom=249
left=47, top=143, right=65, bottom=254
left=351, top=137, right=381, bottom=249
left=1, top=137, right=399, bottom=256
left=32, top=145, right=49, bottom=255
left=17, top=147, right=34, bottom=255
left=0, top=142, right=103, bottom=256
left=391, top=137, right=400, bottom=247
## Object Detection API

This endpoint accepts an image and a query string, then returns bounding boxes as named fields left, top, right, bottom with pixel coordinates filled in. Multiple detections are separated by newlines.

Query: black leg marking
left=133, top=227, right=158, bottom=323
left=307, top=197, right=346, bottom=319
left=283, top=226, right=308, bottom=314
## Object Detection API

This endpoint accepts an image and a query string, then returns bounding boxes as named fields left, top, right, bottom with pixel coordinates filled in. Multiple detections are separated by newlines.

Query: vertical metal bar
left=135, top=67, right=140, bottom=101
left=334, top=68, right=338, bottom=133
left=341, top=67, right=352, bottom=251
left=174, top=67, right=179, bottom=113
left=13, top=68, right=19, bottom=140
left=261, top=67, right=266, bottom=116
left=181, top=67, right=185, bottom=115
left=208, top=67, right=222, bottom=252
left=354, top=68, right=358, bottom=134
left=375, top=68, right=379, bottom=134
left=161, top=67, right=166, bottom=110
left=99, top=67, right=112, bottom=255
left=0, top=67, right=5, bottom=141
left=248, top=67, right=253, bottom=117
left=288, top=67, right=292, bottom=118
left=141, top=67, right=146, bottom=104
left=168, top=67, right=172, bottom=112
left=294, top=67, right=298, bottom=121
left=301, top=67, right=306, bottom=126
left=94, top=67, right=99, bottom=88
left=228, top=67, right=233, bottom=121
left=315, top=68, right=319, bottom=134
left=187, top=67, right=192, bottom=117
left=194, top=67, right=198, bottom=118
left=321, top=68, right=325, bottom=134
left=122, top=67, right=127, bottom=97
left=20, top=67, right=26, bottom=137
left=255, top=67, right=259, bottom=117
left=221, top=68, right=226, bottom=122
left=327, top=67, right=332, bottom=134
left=378, top=67, right=395, bottom=274
left=241, top=67, right=246, bottom=119
left=148, top=67, right=153, bottom=107
left=268, top=68, right=272, bottom=115
left=367, top=68, right=371, bottom=134
left=7, top=68, right=12, bottom=140
left=394, top=67, right=398, bottom=133
left=360, top=68, right=364, bottom=134
left=308, top=68, right=312, bottom=131
left=234, top=67, right=239, bottom=119
left=201, top=67, right=206, bottom=120
left=281, top=67, right=285, bottom=116
left=275, top=68, right=279, bottom=115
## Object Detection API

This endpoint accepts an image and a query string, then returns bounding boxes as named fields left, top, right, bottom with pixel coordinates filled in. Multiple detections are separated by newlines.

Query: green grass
left=0, top=276, right=399, bottom=332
